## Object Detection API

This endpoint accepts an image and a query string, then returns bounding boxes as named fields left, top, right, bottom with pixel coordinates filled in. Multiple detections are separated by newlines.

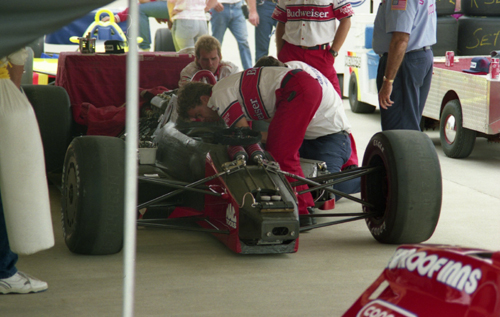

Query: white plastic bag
left=0, top=76, right=54, bottom=255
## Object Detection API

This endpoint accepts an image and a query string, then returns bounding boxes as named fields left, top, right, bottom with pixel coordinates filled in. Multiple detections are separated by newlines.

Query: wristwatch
left=330, top=49, right=338, bottom=58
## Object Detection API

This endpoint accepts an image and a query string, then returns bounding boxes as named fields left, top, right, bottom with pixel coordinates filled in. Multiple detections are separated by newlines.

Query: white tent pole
left=123, top=0, right=139, bottom=316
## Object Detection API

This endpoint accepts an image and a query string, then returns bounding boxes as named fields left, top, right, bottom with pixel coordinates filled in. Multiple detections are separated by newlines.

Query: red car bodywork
left=344, top=244, right=500, bottom=317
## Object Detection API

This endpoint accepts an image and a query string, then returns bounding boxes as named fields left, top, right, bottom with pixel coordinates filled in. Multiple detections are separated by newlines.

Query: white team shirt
left=285, top=61, right=351, bottom=138
left=209, top=65, right=349, bottom=139
left=271, top=0, right=354, bottom=47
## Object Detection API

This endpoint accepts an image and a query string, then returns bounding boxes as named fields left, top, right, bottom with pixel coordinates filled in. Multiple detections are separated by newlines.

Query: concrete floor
left=5, top=2, right=500, bottom=315
left=3, top=100, right=500, bottom=316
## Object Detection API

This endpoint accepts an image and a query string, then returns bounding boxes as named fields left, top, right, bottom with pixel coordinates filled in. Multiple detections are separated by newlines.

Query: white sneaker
left=0, top=271, right=48, bottom=294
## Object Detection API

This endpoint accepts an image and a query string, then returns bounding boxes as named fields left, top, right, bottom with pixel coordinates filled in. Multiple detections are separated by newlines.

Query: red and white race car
left=344, top=244, right=500, bottom=317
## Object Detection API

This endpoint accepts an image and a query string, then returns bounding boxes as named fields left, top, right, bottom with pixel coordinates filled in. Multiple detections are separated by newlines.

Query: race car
left=53, top=88, right=443, bottom=255
left=343, top=244, right=500, bottom=317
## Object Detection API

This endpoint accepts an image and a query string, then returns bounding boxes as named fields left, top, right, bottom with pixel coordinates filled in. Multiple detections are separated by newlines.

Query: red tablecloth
left=55, top=51, right=194, bottom=108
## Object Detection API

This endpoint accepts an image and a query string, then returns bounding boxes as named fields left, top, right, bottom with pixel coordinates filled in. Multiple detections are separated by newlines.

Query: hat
left=463, top=57, right=490, bottom=75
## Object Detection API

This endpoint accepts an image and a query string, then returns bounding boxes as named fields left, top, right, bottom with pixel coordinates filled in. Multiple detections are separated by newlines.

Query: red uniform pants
left=278, top=41, right=359, bottom=168
left=266, top=70, right=322, bottom=215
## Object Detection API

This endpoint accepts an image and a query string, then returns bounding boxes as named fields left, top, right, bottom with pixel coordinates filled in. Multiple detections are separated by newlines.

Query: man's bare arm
left=378, top=31, right=409, bottom=109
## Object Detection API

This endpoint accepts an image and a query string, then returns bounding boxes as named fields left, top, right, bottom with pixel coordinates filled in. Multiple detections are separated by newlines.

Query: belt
left=335, top=131, right=349, bottom=137
left=280, top=69, right=303, bottom=89
left=407, top=46, right=432, bottom=53
left=258, top=0, right=276, bottom=4
left=300, top=43, right=329, bottom=50
left=380, top=46, right=432, bottom=57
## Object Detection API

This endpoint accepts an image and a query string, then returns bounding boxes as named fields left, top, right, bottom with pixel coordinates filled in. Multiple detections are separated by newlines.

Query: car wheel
left=154, top=28, right=176, bottom=52
left=61, top=136, right=125, bottom=255
left=440, top=99, right=476, bottom=158
left=362, top=130, right=442, bottom=244
left=348, top=73, right=375, bottom=113
left=23, top=85, right=73, bottom=173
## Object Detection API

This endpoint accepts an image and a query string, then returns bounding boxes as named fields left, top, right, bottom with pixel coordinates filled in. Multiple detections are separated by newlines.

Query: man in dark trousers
left=373, top=0, right=437, bottom=131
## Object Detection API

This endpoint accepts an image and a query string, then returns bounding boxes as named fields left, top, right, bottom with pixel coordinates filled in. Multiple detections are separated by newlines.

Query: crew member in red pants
left=176, top=66, right=355, bottom=220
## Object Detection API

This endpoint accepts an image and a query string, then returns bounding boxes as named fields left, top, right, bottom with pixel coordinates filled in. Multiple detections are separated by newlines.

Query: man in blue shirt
left=372, top=0, right=437, bottom=131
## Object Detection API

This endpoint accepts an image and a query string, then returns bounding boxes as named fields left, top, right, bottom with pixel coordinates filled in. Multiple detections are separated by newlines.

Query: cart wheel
left=23, top=85, right=73, bottom=173
left=362, top=130, right=442, bottom=244
left=61, top=136, right=125, bottom=255
left=154, top=28, right=176, bottom=52
left=440, top=100, right=476, bottom=158
left=348, top=73, right=375, bottom=114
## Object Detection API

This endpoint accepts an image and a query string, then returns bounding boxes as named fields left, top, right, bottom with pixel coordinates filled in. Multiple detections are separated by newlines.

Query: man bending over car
left=176, top=65, right=360, bottom=223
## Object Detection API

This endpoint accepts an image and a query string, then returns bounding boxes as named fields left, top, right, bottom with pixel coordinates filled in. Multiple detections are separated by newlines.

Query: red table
left=55, top=51, right=194, bottom=109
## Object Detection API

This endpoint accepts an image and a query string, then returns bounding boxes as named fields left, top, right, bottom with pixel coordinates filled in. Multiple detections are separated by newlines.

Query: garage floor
left=3, top=99, right=500, bottom=316
left=5, top=1, right=500, bottom=314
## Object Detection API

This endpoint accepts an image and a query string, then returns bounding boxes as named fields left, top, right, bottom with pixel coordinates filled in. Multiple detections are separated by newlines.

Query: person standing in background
left=271, top=0, right=353, bottom=96
left=254, top=0, right=277, bottom=64
left=372, top=0, right=436, bottom=131
left=169, top=0, right=219, bottom=51
left=0, top=48, right=52, bottom=294
left=210, top=0, right=256, bottom=69
left=272, top=0, right=358, bottom=170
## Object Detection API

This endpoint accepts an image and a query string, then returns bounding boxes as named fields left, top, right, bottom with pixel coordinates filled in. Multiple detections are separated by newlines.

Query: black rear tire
left=348, top=73, right=375, bottom=114
left=439, top=100, right=476, bottom=158
left=154, top=28, right=176, bottom=52
left=61, top=136, right=125, bottom=255
left=23, top=85, right=73, bottom=173
left=362, top=130, right=442, bottom=244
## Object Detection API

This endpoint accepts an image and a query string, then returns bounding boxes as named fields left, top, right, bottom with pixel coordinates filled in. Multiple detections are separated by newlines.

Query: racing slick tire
left=348, top=73, right=375, bottom=114
left=154, top=28, right=176, bottom=52
left=61, top=136, right=125, bottom=255
left=362, top=130, right=442, bottom=244
left=22, top=84, right=73, bottom=173
left=433, top=16, right=458, bottom=57
left=461, top=0, right=500, bottom=16
left=436, top=0, right=457, bottom=16
left=439, top=100, right=476, bottom=158
left=458, top=16, right=500, bottom=56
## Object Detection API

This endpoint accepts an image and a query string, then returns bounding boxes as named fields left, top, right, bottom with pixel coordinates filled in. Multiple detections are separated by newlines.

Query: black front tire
left=61, top=136, right=125, bottom=255
left=348, top=73, right=375, bottom=113
left=439, top=100, right=476, bottom=158
left=362, top=130, right=442, bottom=244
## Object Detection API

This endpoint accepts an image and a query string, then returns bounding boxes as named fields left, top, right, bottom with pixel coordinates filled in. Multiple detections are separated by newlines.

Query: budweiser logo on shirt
left=286, top=6, right=334, bottom=21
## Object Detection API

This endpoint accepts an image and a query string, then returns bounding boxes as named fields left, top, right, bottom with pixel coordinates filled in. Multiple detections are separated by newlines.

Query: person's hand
left=249, top=11, right=259, bottom=26
left=101, top=16, right=111, bottom=22
left=378, top=79, right=394, bottom=110
left=171, top=9, right=182, bottom=16
left=214, top=3, right=224, bottom=12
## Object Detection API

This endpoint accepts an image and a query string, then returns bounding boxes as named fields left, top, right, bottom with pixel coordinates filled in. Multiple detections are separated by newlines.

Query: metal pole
left=123, top=0, right=139, bottom=315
